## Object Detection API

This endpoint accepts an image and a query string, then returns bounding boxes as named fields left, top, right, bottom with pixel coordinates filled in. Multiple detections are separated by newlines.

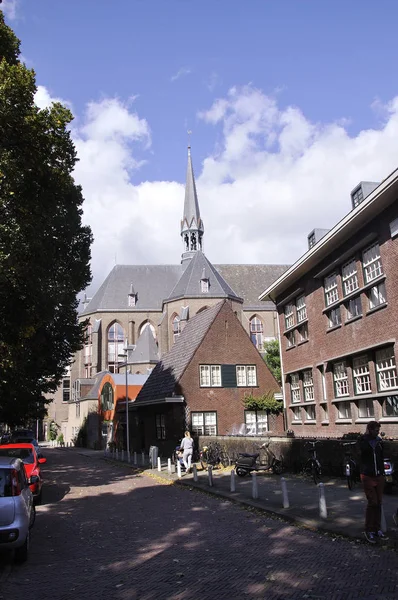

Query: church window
left=101, top=382, right=114, bottom=411
left=250, top=317, right=263, bottom=350
left=108, top=322, right=125, bottom=373
left=140, top=321, right=156, bottom=338
left=172, top=315, right=181, bottom=342
left=84, top=321, right=93, bottom=371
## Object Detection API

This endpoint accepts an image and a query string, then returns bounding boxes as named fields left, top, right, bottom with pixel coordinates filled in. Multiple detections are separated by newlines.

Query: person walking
left=359, top=421, right=387, bottom=543
left=179, top=431, right=194, bottom=474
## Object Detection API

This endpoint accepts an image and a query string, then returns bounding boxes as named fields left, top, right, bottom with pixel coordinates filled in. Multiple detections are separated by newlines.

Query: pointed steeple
left=181, top=146, right=204, bottom=264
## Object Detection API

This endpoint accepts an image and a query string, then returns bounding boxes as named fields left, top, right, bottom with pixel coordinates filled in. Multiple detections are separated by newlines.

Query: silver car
left=0, top=456, right=37, bottom=562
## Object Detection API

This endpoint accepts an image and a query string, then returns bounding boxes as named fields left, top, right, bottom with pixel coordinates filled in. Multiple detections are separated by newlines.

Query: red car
left=0, top=443, right=46, bottom=503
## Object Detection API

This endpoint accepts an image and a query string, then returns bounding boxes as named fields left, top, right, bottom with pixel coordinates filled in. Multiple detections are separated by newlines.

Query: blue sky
left=4, top=0, right=398, bottom=291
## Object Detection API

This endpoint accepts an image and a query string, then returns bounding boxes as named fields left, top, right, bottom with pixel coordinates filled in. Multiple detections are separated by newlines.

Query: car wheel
left=29, top=504, right=36, bottom=529
left=14, top=532, right=29, bottom=563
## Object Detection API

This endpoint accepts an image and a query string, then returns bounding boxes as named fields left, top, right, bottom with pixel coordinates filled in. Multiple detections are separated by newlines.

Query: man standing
left=360, top=421, right=387, bottom=543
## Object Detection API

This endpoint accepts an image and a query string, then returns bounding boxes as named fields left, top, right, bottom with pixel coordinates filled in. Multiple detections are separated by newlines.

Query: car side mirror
left=38, top=457, right=47, bottom=464
left=29, top=475, right=40, bottom=485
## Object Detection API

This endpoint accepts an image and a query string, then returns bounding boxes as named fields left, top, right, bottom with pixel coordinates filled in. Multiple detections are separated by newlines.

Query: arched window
left=139, top=321, right=156, bottom=339
left=101, top=382, right=114, bottom=411
left=83, top=321, right=93, bottom=377
left=250, top=316, right=264, bottom=350
left=108, top=322, right=124, bottom=373
left=172, top=315, right=181, bottom=342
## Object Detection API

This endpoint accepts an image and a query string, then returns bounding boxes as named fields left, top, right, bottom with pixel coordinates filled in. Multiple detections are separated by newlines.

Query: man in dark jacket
left=360, top=421, right=386, bottom=543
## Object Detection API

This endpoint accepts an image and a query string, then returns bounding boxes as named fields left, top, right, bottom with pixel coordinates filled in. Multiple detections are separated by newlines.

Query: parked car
left=11, top=436, right=44, bottom=459
left=0, top=456, right=37, bottom=562
left=0, top=443, right=46, bottom=503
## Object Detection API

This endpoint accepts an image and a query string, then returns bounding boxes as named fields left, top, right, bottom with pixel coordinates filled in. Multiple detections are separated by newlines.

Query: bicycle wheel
left=311, top=462, right=321, bottom=485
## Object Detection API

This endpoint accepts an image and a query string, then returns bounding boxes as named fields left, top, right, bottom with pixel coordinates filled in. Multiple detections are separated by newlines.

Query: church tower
left=181, top=146, right=204, bottom=264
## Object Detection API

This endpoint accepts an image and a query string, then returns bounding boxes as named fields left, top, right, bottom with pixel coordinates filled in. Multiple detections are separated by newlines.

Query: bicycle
left=200, top=442, right=230, bottom=470
left=341, top=441, right=358, bottom=490
left=304, top=440, right=322, bottom=484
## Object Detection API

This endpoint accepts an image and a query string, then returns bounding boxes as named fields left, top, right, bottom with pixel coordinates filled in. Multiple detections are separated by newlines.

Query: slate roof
left=80, top=371, right=149, bottom=400
left=181, top=147, right=204, bottom=234
left=166, top=251, right=242, bottom=303
left=135, top=301, right=225, bottom=404
left=129, top=325, right=159, bottom=364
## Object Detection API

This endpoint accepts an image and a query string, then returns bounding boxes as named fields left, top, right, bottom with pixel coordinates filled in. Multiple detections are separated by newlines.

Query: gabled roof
left=166, top=251, right=243, bottom=304
left=80, top=371, right=148, bottom=400
left=135, top=301, right=225, bottom=404
left=130, top=325, right=159, bottom=365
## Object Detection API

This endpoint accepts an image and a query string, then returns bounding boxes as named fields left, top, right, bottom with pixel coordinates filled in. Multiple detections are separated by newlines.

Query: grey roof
left=166, top=251, right=243, bottom=303
left=216, top=264, right=289, bottom=310
left=135, top=301, right=224, bottom=404
left=80, top=371, right=149, bottom=400
left=129, top=325, right=159, bottom=365
left=181, top=147, right=204, bottom=234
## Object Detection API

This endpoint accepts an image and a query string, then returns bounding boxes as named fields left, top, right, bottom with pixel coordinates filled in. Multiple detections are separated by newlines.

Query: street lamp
left=118, top=346, right=130, bottom=458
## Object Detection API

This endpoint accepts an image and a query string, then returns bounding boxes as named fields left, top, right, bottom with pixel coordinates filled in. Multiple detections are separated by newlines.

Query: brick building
left=133, top=300, right=283, bottom=455
left=260, top=170, right=398, bottom=438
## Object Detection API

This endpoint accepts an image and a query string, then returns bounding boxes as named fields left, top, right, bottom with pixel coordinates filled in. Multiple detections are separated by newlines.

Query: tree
left=243, top=392, right=283, bottom=415
left=0, top=12, right=92, bottom=426
left=263, top=339, right=282, bottom=385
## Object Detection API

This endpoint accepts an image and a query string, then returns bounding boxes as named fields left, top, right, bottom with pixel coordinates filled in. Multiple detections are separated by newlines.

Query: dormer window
left=351, top=185, right=363, bottom=208
left=201, top=278, right=209, bottom=293
left=128, top=294, right=136, bottom=307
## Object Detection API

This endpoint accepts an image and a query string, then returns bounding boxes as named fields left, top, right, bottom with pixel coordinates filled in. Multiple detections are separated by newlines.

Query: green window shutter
left=221, top=364, right=237, bottom=388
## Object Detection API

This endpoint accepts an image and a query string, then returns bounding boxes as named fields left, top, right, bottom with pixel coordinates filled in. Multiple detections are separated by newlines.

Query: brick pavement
left=0, top=448, right=398, bottom=600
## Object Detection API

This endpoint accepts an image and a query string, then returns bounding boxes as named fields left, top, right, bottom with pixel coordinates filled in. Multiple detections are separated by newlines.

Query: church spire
left=181, top=145, right=204, bottom=264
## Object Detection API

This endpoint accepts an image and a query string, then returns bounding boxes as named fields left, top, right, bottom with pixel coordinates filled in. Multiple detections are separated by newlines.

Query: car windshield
left=0, top=448, right=34, bottom=464
left=0, top=469, right=13, bottom=497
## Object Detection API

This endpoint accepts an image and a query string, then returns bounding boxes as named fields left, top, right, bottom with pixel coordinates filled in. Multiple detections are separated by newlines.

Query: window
left=337, top=401, right=351, bottom=420
left=287, top=330, right=295, bottom=348
left=155, top=414, right=166, bottom=440
left=298, top=323, right=308, bottom=343
left=201, top=279, right=209, bottom=293
left=199, top=365, right=221, bottom=387
left=303, top=370, right=314, bottom=401
left=245, top=411, right=268, bottom=435
left=76, top=402, right=80, bottom=418
left=296, top=295, right=307, bottom=323
left=353, top=355, right=371, bottom=394
left=290, top=373, right=301, bottom=403
left=128, top=293, right=136, bottom=307
left=358, top=399, right=374, bottom=418
left=320, top=403, right=329, bottom=421
left=172, top=315, right=181, bottom=342
left=62, top=378, right=70, bottom=402
left=346, top=296, right=362, bottom=320
left=342, top=259, right=359, bottom=296
left=291, top=407, right=301, bottom=421
left=84, top=322, right=93, bottom=366
left=328, top=307, right=341, bottom=328
left=390, top=217, right=398, bottom=238
left=363, top=243, right=383, bottom=283
left=383, top=395, right=398, bottom=417
left=140, top=322, right=156, bottom=338
left=324, top=273, right=338, bottom=306
left=71, top=380, right=81, bottom=403
left=376, top=347, right=398, bottom=391
left=304, top=405, right=316, bottom=421
left=191, top=412, right=217, bottom=436
left=101, top=382, right=114, bottom=411
left=352, top=186, right=363, bottom=207
left=236, top=366, right=257, bottom=387
left=284, top=304, right=294, bottom=329
left=368, top=281, right=386, bottom=309
left=250, top=316, right=264, bottom=350
left=108, top=322, right=124, bottom=373
left=333, top=362, right=349, bottom=397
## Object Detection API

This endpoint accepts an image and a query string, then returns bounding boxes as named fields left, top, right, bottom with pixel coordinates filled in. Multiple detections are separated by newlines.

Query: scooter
left=235, top=441, right=283, bottom=477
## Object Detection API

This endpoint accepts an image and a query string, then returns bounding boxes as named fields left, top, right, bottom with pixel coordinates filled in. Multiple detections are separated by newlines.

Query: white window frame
left=337, top=401, right=351, bottom=419
left=353, top=355, right=371, bottom=395
left=192, top=412, right=217, bottom=436
left=199, top=365, right=221, bottom=387
left=250, top=316, right=264, bottom=350
left=346, top=296, right=362, bottom=320
left=368, top=281, right=386, bottom=309
left=376, top=348, right=398, bottom=391
left=303, top=370, right=314, bottom=401
left=333, top=361, right=349, bottom=397
left=298, top=322, right=308, bottom=343
left=201, top=279, right=209, bottom=293
left=324, top=273, right=339, bottom=306
left=383, top=395, right=398, bottom=417
left=328, top=307, right=341, bottom=328
left=287, top=330, right=295, bottom=348
left=236, top=365, right=257, bottom=387
left=290, top=373, right=301, bottom=403
left=284, top=303, right=294, bottom=329
left=342, top=259, right=359, bottom=296
left=363, top=243, right=383, bottom=284
left=304, top=404, right=316, bottom=421
left=358, top=399, right=374, bottom=419
left=296, top=295, right=307, bottom=323
left=244, top=410, right=268, bottom=435
left=291, top=406, right=302, bottom=421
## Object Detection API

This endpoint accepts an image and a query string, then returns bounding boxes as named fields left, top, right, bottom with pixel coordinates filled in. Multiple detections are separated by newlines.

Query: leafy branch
left=243, top=392, right=283, bottom=415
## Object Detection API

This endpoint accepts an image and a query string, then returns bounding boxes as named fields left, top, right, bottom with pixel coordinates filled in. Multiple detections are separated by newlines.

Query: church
left=48, top=148, right=289, bottom=447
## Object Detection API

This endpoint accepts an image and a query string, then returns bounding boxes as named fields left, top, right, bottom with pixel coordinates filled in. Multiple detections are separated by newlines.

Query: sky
left=3, top=0, right=398, bottom=296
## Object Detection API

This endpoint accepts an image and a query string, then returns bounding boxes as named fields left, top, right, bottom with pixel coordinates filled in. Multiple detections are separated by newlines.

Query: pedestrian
left=179, top=431, right=194, bottom=474
left=359, top=421, right=387, bottom=543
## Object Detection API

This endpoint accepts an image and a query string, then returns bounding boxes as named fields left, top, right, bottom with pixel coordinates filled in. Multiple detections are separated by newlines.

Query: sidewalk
left=57, top=447, right=398, bottom=546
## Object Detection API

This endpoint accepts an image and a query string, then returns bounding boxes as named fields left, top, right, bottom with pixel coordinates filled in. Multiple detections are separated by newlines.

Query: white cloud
left=170, top=67, right=191, bottom=82
left=34, top=84, right=398, bottom=298
left=34, top=85, right=67, bottom=110
left=1, top=0, right=18, bottom=20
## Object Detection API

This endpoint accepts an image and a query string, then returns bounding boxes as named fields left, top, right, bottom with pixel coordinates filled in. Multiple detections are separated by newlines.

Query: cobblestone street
left=1, top=449, right=398, bottom=600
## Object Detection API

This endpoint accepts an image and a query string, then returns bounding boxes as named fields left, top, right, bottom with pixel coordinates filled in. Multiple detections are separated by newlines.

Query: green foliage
left=263, top=339, right=282, bottom=385
left=74, top=417, right=88, bottom=448
left=0, top=14, right=92, bottom=426
left=243, top=392, right=283, bottom=415
left=56, top=432, right=64, bottom=445
left=48, top=420, right=58, bottom=441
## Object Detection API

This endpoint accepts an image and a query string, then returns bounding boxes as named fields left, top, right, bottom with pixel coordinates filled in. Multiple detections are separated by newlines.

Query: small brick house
left=260, top=171, right=398, bottom=439
left=133, top=300, right=283, bottom=455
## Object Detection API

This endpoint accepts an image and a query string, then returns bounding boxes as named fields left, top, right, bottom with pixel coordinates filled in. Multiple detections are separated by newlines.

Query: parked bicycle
left=304, top=440, right=322, bottom=484
left=341, top=441, right=358, bottom=490
left=200, top=442, right=230, bottom=470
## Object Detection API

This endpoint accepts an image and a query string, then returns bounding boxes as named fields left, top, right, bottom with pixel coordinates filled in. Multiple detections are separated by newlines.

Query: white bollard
left=252, top=472, right=258, bottom=499
left=193, top=464, right=198, bottom=482
left=230, top=469, right=236, bottom=492
left=121, top=449, right=124, bottom=462
left=318, top=482, right=327, bottom=519
left=381, top=505, right=387, bottom=533
left=177, top=461, right=182, bottom=479
left=157, top=457, right=161, bottom=472
left=281, top=477, right=289, bottom=509
left=127, top=451, right=131, bottom=463
left=141, top=451, right=145, bottom=466
left=208, top=465, right=213, bottom=487
left=167, top=458, right=172, bottom=474
left=134, top=451, right=137, bottom=464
